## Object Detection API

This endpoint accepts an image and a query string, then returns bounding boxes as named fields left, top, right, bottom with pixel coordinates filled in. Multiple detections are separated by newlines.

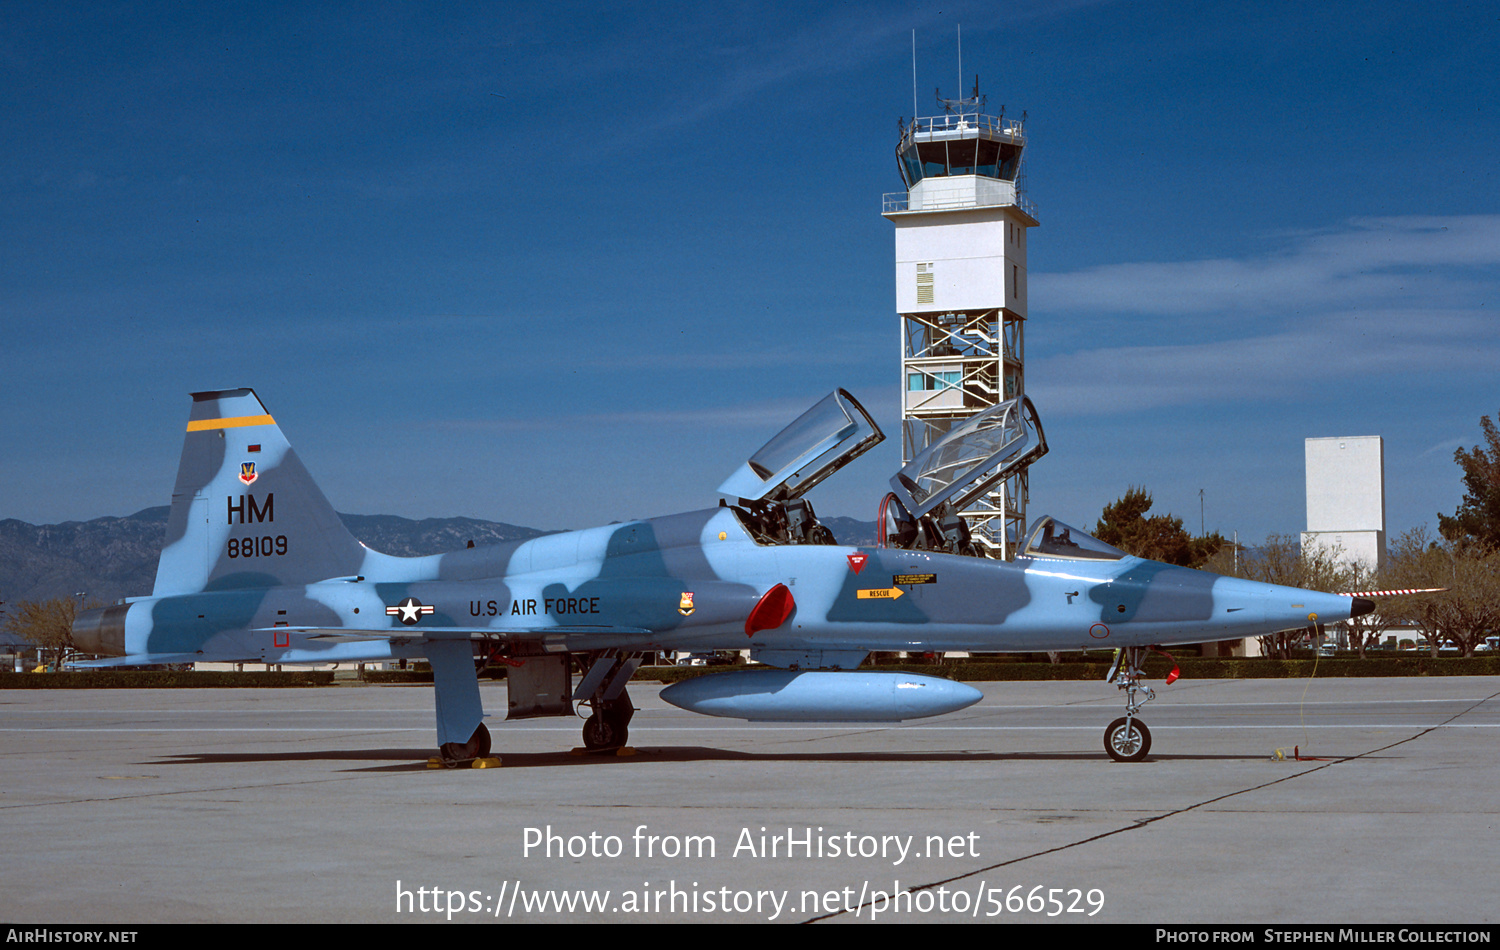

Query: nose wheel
left=1104, top=716, right=1151, bottom=762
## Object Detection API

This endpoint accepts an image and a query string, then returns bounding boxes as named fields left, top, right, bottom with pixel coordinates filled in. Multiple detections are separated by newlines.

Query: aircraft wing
left=260, top=624, right=656, bottom=643
left=69, top=624, right=661, bottom=668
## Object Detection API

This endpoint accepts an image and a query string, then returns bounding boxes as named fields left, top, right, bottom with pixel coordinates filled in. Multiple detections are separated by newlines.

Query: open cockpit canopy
left=889, top=396, right=1046, bottom=521
left=717, top=390, right=883, bottom=547
left=719, top=389, right=1053, bottom=557
left=718, top=389, right=883, bottom=504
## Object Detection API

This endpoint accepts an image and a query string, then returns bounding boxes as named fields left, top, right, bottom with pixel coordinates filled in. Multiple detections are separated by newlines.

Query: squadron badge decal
left=239, top=462, right=258, bottom=485
left=678, top=592, right=695, bottom=616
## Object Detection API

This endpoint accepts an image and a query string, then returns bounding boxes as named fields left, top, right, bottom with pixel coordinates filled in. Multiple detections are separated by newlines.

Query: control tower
left=882, top=82, right=1038, bottom=557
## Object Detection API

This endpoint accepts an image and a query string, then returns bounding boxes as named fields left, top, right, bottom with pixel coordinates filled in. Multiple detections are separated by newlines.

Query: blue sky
left=3, top=1, right=1497, bottom=547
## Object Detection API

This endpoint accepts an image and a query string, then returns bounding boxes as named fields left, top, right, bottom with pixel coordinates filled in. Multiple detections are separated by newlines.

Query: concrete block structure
left=1302, top=436, right=1386, bottom=573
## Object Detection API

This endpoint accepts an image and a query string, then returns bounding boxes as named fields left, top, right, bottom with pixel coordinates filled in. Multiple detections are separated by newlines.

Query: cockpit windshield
left=718, top=389, right=883, bottom=503
left=1021, top=517, right=1128, bottom=561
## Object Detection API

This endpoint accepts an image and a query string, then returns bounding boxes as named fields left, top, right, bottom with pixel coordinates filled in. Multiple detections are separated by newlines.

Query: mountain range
left=0, top=509, right=875, bottom=606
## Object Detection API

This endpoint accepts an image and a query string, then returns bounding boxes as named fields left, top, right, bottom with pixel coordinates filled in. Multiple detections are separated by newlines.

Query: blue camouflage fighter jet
left=72, top=388, right=1373, bottom=764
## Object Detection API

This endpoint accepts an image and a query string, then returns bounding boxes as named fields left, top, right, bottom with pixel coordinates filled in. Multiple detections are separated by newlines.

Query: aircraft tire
left=470, top=722, right=492, bottom=758
left=581, top=712, right=627, bottom=751
left=1104, top=717, right=1151, bottom=762
left=439, top=723, right=492, bottom=767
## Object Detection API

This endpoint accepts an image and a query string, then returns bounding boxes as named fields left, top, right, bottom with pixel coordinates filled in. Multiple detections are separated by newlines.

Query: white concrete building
left=1302, top=436, right=1386, bottom=573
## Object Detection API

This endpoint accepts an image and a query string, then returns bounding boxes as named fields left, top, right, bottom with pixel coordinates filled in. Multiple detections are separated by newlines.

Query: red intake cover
left=745, top=583, right=796, bottom=637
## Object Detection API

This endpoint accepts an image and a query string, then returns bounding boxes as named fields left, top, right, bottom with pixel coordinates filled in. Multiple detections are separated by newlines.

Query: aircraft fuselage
left=78, top=506, right=1357, bottom=667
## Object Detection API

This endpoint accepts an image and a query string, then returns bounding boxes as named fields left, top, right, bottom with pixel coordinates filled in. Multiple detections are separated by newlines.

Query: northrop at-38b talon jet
left=72, top=388, right=1374, bottom=764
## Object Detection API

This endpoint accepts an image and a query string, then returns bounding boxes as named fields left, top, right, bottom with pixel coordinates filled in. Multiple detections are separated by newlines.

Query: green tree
left=1383, top=528, right=1500, bottom=657
left=1341, top=561, right=1390, bottom=658
left=1095, top=486, right=1224, bottom=568
left=4, top=598, right=78, bottom=671
left=1438, top=409, right=1500, bottom=550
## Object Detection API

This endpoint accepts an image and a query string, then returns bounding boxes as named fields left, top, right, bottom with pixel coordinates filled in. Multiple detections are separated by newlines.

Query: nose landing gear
left=1103, top=646, right=1158, bottom=762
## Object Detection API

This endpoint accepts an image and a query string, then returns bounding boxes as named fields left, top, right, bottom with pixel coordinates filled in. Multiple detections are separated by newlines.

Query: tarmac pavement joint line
left=800, top=684, right=1500, bottom=924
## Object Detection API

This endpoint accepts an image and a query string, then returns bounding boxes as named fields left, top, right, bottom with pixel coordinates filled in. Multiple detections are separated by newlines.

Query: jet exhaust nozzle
left=72, top=604, right=130, bottom=656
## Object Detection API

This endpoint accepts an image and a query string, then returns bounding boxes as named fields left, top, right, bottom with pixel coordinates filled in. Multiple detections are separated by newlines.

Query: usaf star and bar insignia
left=387, top=597, right=435, bottom=625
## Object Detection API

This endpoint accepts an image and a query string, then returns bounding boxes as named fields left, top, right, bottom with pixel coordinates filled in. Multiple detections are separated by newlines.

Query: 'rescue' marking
left=186, top=414, right=276, bottom=431
left=857, top=588, right=905, bottom=600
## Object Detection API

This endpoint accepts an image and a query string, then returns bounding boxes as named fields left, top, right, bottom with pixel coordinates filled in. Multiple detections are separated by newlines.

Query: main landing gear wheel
left=438, top=722, right=491, bottom=768
left=581, top=698, right=634, bottom=751
left=581, top=713, right=624, bottom=750
left=1104, top=717, right=1151, bottom=762
left=577, top=655, right=639, bottom=752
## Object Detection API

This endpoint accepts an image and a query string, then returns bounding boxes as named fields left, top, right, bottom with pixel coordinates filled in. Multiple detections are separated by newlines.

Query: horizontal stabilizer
left=68, top=652, right=257, bottom=669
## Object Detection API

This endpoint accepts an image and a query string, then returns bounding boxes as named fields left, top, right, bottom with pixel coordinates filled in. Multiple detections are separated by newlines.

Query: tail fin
left=153, top=389, right=365, bottom=596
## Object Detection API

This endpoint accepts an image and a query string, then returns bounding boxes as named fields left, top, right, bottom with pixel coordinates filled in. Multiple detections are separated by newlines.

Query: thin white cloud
left=1419, top=438, right=1466, bottom=459
left=1024, top=214, right=1500, bottom=414
left=1029, top=307, right=1500, bottom=415
left=631, top=0, right=1111, bottom=131
left=432, top=385, right=904, bottom=436
left=1034, top=215, right=1500, bottom=316
left=432, top=397, right=823, bottom=433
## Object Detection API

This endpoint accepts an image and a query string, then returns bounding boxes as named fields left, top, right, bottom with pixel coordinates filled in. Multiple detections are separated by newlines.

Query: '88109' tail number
left=228, top=535, right=288, bottom=558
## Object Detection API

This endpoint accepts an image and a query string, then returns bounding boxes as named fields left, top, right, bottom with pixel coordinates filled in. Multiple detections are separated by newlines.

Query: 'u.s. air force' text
left=472, top=597, right=601, bottom=617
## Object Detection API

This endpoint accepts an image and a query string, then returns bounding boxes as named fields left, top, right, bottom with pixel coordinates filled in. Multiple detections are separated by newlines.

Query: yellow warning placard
left=892, top=573, right=936, bottom=586
left=856, top=588, right=905, bottom=600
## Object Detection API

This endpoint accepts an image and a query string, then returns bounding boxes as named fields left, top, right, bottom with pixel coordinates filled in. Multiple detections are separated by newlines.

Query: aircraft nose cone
left=1350, top=597, right=1376, bottom=618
